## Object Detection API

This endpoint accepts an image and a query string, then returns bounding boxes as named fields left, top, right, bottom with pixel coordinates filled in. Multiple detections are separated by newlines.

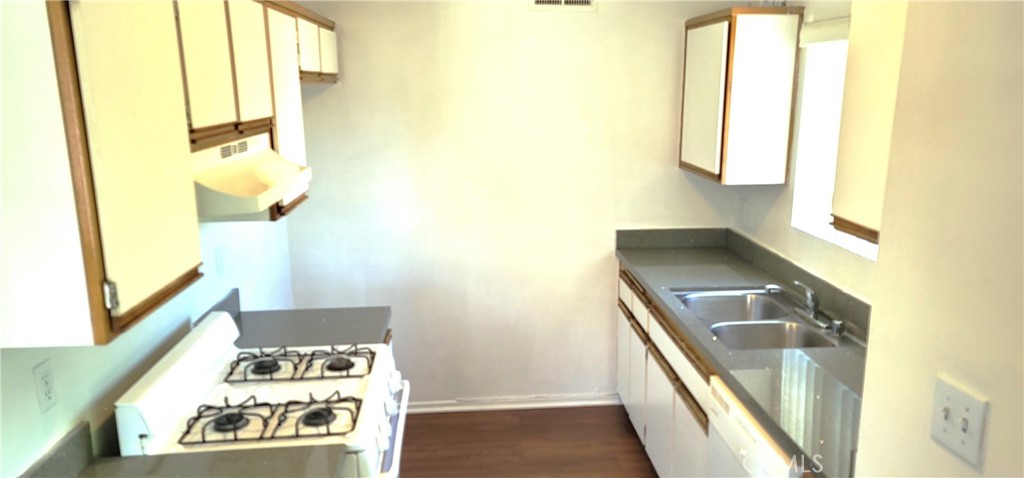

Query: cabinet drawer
left=649, top=316, right=711, bottom=412
left=618, top=277, right=634, bottom=312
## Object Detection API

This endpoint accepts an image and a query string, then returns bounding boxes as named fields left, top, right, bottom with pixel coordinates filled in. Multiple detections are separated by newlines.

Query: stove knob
left=384, top=397, right=399, bottom=416
left=388, top=371, right=403, bottom=394
left=377, top=423, right=392, bottom=451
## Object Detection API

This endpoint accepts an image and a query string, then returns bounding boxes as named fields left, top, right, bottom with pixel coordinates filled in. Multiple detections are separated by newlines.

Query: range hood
left=193, top=133, right=311, bottom=220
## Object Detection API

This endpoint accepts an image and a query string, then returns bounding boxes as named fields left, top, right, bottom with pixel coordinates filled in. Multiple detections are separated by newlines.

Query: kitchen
left=1, top=0, right=1021, bottom=477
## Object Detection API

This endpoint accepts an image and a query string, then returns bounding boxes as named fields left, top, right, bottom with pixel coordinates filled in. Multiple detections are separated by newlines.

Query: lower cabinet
left=617, top=267, right=710, bottom=477
left=673, top=384, right=709, bottom=477
left=626, top=316, right=647, bottom=442
left=616, top=307, right=631, bottom=407
left=645, top=351, right=676, bottom=476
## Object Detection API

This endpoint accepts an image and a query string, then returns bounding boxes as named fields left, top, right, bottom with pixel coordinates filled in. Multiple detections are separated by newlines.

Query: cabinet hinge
left=102, top=280, right=120, bottom=312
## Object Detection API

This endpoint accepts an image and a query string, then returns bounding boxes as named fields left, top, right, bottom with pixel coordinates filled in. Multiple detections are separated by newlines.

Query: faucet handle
left=792, top=280, right=818, bottom=309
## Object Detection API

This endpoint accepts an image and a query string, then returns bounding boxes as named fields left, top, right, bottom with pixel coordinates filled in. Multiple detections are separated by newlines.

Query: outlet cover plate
left=930, top=375, right=987, bottom=466
left=33, top=359, right=57, bottom=413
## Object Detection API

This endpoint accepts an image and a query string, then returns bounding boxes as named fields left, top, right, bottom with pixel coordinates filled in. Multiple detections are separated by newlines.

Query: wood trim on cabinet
left=685, top=6, right=804, bottom=28
left=383, top=328, right=393, bottom=345
left=259, top=0, right=334, bottom=30
left=299, top=71, right=339, bottom=84
left=649, top=343, right=709, bottom=435
left=620, top=267, right=714, bottom=383
left=718, top=14, right=737, bottom=183
left=111, top=266, right=203, bottom=333
left=678, top=161, right=721, bottom=182
left=238, top=117, right=273, bottom=135
left=170, top=0, right=194, bottom=140
left=269, top=192, right=308, bottom=221
left=189, top=117, right=274, bottom=152
left=831, top=214, right=880, bottom=244
left=262, top=3, right=279, bottom=149
left=672, top=376, right=710, bottom=435
left=223, top=0, right=242, bottom=124
left=781, top=12, right=804, bottom=187
left=46, top=1, right=114, bottom=345
left=677, top=19, right=727, bottom=182
left=647, top=301, right=713, bottom=383
left=619, top=300, right=649, bottom=344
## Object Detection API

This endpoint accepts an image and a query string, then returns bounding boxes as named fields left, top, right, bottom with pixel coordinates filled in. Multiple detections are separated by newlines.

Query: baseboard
left=408, top=392, right=622, bottom=414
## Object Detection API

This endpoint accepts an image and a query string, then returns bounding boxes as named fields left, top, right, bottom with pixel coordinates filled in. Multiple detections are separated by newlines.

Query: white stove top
left=115, top=312, right=400, bottom=459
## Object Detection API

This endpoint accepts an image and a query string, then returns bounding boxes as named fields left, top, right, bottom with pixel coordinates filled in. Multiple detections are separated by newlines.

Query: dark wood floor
left=400, top=405, right=656, bottom=477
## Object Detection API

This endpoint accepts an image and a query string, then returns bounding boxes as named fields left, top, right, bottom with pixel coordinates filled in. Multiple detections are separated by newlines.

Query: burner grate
left=224, top=345, right=377, bottom=383
left=270, top=391, right=363, bottom=439
left=178, top=396, right=275, bottom=445
left=178, top=391, right=363, bottom=446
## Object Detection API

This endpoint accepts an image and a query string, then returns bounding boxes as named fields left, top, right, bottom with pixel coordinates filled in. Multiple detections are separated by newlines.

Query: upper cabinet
left=70, top=0, right=203, bottom=328
left=186, top=1, right=340, bottom=221
left=268, top=7, right=312, bottom=209
left=678, top=7, right=803, bottom=185
left=228, top=0, right=275, bottom=122
left=176, top=0, right=274, bottom=150
left=2, top=0, right=203, bottom=347
left=294, top=13, right=339, bottom=82
left=830, top=1, right=908, bottom=244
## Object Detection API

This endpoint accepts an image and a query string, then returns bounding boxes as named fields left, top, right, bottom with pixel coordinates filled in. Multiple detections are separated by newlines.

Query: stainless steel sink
left=671, top=286, right=840, bottom=350
left=709, top=321, right=837, bottom=350
left=676, top=290, right=792, bottom=326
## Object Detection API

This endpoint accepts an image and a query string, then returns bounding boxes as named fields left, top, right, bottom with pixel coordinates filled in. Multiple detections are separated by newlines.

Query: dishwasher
left=708, top=376, right=794, bottom=478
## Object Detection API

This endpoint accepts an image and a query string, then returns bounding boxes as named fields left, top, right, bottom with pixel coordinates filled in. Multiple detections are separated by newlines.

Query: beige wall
left=290, top=1, right=738, bottom=406
left=738, top=2, right=1023, bottom=475
left=856, top=2, right=1023, bottom=475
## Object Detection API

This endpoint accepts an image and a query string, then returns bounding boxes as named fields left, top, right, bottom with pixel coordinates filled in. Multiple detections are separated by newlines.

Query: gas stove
left=113, top=312, right=409, bottom=477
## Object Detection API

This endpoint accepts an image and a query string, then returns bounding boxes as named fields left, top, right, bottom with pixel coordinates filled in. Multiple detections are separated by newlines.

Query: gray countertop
left=617, top=246, right=866, bottom=478
left=72, top=306, right=392, bottom=478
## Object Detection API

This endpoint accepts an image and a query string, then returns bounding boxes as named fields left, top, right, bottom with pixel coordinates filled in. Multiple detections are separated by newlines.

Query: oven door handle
left=380, top=380, right=410, bottom=478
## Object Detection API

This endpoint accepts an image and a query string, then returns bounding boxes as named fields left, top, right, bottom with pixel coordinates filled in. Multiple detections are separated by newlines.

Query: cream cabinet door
left=176, top=0, right=236, bottom=129
left=679, top=21, right=729, bottom=177
left=645, top=354, right=676, bottom=477
left=228, top=0, right=273, bottom=122
left=268, top=7, right=310, bottom=204
left=319, top=27, right=338, bottom=74
left=70, top=0, right=201, bottom=317
left=297, top=17, right=321, bottom=72
left=616, top=308, right=631, bottom=404
left=626, top=325, right=647, bottom=443
left=673, top=391, right=710, bottom=477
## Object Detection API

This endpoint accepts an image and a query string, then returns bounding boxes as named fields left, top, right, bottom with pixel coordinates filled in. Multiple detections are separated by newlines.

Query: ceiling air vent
left=531, top=0, right=596, bottom=12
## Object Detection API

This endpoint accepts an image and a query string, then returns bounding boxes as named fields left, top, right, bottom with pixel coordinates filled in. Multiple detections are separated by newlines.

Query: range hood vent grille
left=219, top=140, right=249, bottom=159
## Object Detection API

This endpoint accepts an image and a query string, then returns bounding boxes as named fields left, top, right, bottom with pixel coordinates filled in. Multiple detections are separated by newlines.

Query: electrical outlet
left=931, top=374, right=987, bottom=467
left=33, top=359, right=57, bottom=413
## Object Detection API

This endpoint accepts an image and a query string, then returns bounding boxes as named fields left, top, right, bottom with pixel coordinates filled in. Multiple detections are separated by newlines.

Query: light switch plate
left=931, top=375, right=987, bottom=466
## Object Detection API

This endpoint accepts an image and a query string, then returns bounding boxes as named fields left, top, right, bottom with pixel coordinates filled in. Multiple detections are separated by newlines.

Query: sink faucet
left=793, top=281, right=819, bottom=318
left=791, top=281, right=845, bottom=336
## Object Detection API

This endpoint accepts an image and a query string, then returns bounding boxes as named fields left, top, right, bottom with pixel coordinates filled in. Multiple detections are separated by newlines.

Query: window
left=789, top=38, right=879, bottom=261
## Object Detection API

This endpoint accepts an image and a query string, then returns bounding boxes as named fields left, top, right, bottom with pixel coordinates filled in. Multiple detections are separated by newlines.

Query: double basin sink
left=673, top=287, right=837, bottom=350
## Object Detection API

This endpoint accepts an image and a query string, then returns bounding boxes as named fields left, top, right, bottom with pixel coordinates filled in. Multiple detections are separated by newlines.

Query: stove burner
left=301, top=407, right=337, bottom=427
left=325, top=356, right=355, bottom=372
left=250, top=358, right=281, bottom=375
left=212, top=412, right=250, bottom=432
